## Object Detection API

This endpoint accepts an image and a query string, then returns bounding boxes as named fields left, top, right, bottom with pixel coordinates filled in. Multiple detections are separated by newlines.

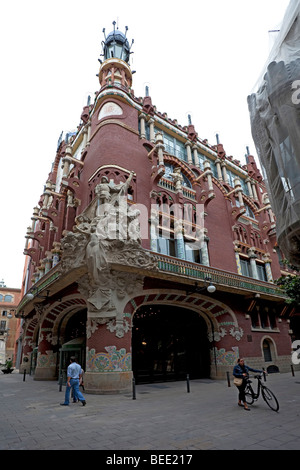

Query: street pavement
left=0, top=369, right=300, bottom=453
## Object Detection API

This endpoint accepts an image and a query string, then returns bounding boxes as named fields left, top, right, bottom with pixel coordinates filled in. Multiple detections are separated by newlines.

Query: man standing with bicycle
left=233, top=358, right=263, bottom=411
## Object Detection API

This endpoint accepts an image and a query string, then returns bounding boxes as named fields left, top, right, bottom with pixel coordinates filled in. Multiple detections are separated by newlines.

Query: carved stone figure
left=170, top=167, right=183, bottom=191
left=95, top=172, right=134, bottom=208
left=61, top=170, right=159, bottom=333
left=74, top=219, right=107, bottom=284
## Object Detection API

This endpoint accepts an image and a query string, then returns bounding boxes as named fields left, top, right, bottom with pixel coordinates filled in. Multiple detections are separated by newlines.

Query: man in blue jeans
left=60, top=356, right=86, bottom=406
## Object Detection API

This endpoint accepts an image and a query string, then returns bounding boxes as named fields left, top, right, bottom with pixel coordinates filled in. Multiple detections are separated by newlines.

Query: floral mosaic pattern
left=37, top=351, right=56, bottom=368
left=211, top=346, right=239, bottom=366
left=87, top=346, right=131, bottom=372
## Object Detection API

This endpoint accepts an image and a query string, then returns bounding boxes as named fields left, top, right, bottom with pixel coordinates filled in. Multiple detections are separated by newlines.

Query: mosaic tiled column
left=85, top=318, right=132, bottom=394
left=79, top=271, right=143, bottom=394
left=19, top=322, right=35, bottom=374
left=262, top=253, right=273, bottom=282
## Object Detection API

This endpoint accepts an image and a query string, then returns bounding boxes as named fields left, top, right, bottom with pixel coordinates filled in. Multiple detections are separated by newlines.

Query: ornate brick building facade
left=16, top=25, right=298, bottom=393
left=0, top=284, right=21, bottom=366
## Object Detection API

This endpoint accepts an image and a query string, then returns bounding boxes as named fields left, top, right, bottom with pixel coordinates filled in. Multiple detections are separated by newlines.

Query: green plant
left=275, top=274, right=300, bottom=306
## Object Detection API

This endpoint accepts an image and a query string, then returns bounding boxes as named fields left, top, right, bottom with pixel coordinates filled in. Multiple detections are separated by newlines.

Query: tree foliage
left=275, top=274, right=300, bottom=306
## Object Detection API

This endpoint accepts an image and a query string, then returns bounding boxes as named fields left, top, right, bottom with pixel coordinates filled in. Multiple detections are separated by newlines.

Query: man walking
left=60, top=356, right=86, bottom=406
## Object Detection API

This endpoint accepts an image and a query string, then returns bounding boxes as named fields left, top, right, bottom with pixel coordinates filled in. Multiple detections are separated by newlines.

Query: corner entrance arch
left=132, top=304, right=210, bottom=383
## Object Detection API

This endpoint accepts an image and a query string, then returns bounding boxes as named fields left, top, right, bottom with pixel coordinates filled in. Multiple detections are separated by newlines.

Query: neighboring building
left=16, top=23, right=298, bottom=394
left=248, top=0, right=300, bottom=267
left=0, top=282, right=21, bottom=366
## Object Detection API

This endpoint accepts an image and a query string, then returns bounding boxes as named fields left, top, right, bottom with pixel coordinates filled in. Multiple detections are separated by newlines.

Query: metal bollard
left=226, top=371, right=231, bottom=387
left=23, top=369, right=26, bottom=382
left=59, top=375, right=63, bottom=392
left=132, top=377, right=136, bottom=400
left=186, top=374, right=190, bottom=393
left=291, top=364, right=295, bottom=377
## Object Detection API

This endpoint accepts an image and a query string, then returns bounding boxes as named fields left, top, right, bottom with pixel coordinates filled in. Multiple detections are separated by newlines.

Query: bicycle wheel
left=261, top=386, right=279, bottom=412
left=244, top=385, right=254, bottom=405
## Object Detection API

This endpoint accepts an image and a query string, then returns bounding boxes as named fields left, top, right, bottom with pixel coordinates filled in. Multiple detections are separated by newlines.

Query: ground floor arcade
left=19, top=283, right=294, bottom=394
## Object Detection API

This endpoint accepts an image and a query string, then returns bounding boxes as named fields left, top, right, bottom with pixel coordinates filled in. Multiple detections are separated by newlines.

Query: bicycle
left=245, top=374, right=279, bottom=412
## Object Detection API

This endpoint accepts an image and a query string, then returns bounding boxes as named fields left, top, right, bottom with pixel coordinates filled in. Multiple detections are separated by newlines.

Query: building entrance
left=132, top=304, right=210, bottom=383
left=58, top=309, right=87, bottom=382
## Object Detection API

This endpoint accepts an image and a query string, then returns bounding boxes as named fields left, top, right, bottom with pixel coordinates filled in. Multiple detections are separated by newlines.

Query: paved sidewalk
left=0, top=370, right=300, bottom=451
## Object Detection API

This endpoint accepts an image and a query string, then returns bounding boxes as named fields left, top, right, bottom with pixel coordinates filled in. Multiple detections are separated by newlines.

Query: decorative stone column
left=139, top=113, right=147, bottom=139
left=155, top=132, right=165, bottom=166
left=149, top=118, right=155, bottom=143
left=215, top=158, right=223, bottom=181
left=86, top=120, right=92, bottom=146
left=248, top=247, right=259, bottom=279
left=185, top=141, right=193, bottom=164
left=221, top=161, right=229, bottom=184
left=262, top=253, right=273, bottom=282
left=251, top=180, right=258, bottom=201
left=234, top=177, right=244, bottom=207
left=82, top=125, right=88, bottom=150
left=42, top=181, right=53, bottom=209
left=245, top=177, right=253, bottom=198
left=203, top=160, right=214, bottom=193
left=193, top=145, right=200, bottom=168
left=263, top=194, right=275, bottom=223
left=62, top=144, right=73, bottom=177
left=31, top=207, right=39, bottom=232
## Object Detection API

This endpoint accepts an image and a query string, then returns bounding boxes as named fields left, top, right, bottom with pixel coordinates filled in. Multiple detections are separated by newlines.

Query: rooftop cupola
left=98, top=22, right=134, bottom=90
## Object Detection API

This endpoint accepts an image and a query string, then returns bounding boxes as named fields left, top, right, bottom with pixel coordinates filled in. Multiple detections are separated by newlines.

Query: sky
left=0, top=0, right=292, bottom=288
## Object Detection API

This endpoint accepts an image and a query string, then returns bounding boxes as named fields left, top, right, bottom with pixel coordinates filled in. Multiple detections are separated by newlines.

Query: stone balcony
left=16, top=249, right=285, bottom=318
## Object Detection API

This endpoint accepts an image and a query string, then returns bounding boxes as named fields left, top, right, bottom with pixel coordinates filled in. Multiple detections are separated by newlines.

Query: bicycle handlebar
left=248, top=373, right=266, bottom=380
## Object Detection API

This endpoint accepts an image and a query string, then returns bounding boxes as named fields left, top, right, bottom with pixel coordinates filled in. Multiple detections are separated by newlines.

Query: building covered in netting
left=248, top=0, right=300, bottom=268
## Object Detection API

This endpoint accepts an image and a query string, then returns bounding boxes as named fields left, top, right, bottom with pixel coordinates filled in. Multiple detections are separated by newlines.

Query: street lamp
left=26, top=288, right=50, bottom=301
left=186, top=277, right=216, bottom=295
